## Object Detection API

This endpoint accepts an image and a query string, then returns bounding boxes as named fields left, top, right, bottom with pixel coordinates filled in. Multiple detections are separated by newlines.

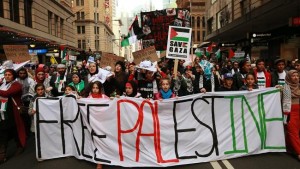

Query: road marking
left=210, top=161, right=222, bottom=169
left=222, top=160, right=234, bottom=169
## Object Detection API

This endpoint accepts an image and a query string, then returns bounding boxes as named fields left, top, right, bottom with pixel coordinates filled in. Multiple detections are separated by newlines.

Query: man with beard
left=50, top=64, right=69, bottom=96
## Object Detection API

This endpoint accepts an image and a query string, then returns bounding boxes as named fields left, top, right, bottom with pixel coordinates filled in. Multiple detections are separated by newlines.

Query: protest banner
left=99, top=52, right=124, bottom=69
left=166, top=26, right=192, bottom=60
left=132, top=46, right=158, bottom=64
left=35, top=88, right=285, bottom=167
left=141, top=8, right=191, bottom=51
left=3, top=45, right=31, bottom=63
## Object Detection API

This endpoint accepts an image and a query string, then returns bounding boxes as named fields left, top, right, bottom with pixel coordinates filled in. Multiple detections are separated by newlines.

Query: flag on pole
left=215, top=49, right=221, bottom=59
left=121, top=35, right=138, bottom=47
left=228, top=48, right=235, bottom=60
left=121, top=16, right=143, bottom=47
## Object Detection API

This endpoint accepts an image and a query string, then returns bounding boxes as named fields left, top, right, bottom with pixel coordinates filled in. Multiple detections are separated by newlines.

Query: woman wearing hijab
left=29, top=67, right=52, bottom=96
left=282, top=70, right=300, bottom=160
left=0, top=69, right=26, bottom=164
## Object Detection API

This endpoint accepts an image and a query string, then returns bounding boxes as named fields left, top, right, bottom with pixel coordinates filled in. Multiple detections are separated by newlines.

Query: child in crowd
left=68, top=73, right=86, bottom=95
left=122, top=80, right=141, bottom=98
left=87, top=81, right=109, bottom=99
left=155, top=78, right=176, bottom=100
left=240, top=73, right=258, bottom=91
left=28, top=83, right=48, bottom=132
left=218, top=73, right=238, bottom=91
left=64, top=85, right=80, bottom=98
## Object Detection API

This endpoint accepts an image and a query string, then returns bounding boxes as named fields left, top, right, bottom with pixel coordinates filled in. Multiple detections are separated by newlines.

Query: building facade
left=73, top=0, right=114, bottom=53
left=176, top=0, right=206, bottom=48
left=205, top=0, right=300, bottom=63
left=0, top=0, right=77, bottom=63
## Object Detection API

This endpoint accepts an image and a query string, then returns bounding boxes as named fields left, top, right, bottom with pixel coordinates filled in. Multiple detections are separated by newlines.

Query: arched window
left=191, top=17, right=195, bottom=27
left=197, top=17, right=201, bottom=27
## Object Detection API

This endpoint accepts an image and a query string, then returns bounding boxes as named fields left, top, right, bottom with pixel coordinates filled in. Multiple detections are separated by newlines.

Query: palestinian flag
left=170, top=27, right=190, bottom=43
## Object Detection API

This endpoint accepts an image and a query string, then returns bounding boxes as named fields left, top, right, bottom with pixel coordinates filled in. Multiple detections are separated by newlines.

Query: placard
left=132, top=46, right=158, bottom=64
left=166, top=26, right=192, bottom=60
left=99, top=52, right=124, bottom=69
left=3, top=45, right=31, bottom=62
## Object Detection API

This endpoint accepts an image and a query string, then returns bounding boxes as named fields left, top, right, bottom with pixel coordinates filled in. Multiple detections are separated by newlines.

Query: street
left=0, top=136, right=299, bottom=169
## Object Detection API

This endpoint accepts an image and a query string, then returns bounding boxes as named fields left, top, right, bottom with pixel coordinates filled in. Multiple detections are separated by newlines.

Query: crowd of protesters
left=0, top=53, right=299, bottom=168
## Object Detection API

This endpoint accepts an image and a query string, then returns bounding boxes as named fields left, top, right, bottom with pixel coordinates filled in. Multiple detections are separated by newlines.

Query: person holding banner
left=282, top=70, right=300, bottom=160
left=0, top=69, right=26, bottom=164
left=154, top=78, right=176, bottom=100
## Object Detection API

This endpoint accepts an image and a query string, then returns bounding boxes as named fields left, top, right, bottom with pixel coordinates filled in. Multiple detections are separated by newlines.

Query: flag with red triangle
left=228, top=48, right=235, bottom=59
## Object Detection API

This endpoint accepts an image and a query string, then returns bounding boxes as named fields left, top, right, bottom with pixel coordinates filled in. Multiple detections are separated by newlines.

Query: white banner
left=35, top=88, right=286, bottom=167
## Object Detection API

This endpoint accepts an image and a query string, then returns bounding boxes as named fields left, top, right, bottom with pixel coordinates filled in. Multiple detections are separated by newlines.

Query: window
left=202, top=31, right=206, bottom=41
left=197, top=31, right=200, bottom=42
left=76, top=12, right=80, bottom=20
left=197, top=17, right=200, bottom=27
left=9, top=0, right=20, bottom=23
left=77, top=26, right=85, bottom=34
left=54, top=15, right=58, bottom=36
left=94, top=0, right=98, bottom=7
left=82, top=40, right=86, bottom=50
left=76, top=0, right=84, bottom=6
left=60, top=19, right=64, bottom=38
left=202, top=16, right=206, bottom=28
left=78, top=40, right=81, bottom=49
left=95, top=40, right=99, bottom=51
left=191, top=17, right=195, bottom=26
left=77, top=26, right=81, bottom=34
left=76, top=0, right=79, bottom=6
left=81, top=12, right=85, bottom=19
left=207, top=17, right=213, bottom=34
left=81, top=26, right=85, bottom=34
left=0, top=0, right=4, bottom=17
left=81, top=0, right=84, bottom=6
left=97, top=27, right=99, bottom=34
left=24, top=0, right=32, bottom=27
left=192, top=31, right=195, bottom=41
left=97, top=13, right=99, bottom=21
left=240, top=0, right=250, bottom=16
left=48, top=11, right=52, bottom=34
left=94, top=26, right=96, bottom=34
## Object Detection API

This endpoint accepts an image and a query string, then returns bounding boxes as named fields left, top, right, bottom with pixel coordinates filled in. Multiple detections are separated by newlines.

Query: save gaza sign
left=35, top=88, right=285, bottom=167
left=166, top=26, right=192, bottom=60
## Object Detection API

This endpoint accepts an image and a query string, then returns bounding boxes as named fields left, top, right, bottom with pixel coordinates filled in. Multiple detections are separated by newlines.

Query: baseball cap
left=224, top=73, right=233, bottom=79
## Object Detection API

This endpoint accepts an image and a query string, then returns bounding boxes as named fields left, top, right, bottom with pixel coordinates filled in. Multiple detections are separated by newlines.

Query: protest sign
left=141, top=8, right=191, bottom=51
left=99, top=52, right=124, bottom=69
left=35, top=88, right=285, bottom=167
left=132, top=46, right=158, bottom=64
left=166, top=26, right=192, bottom=60
left=3, top=45, right=31, bottom=63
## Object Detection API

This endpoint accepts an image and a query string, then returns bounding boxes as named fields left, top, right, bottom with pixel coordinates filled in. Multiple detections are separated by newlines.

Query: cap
left=224, top=73, right=233, bottom=79
left=274, top=58, right=285, bottom=65
left=57, top=64, right=66, bottom=68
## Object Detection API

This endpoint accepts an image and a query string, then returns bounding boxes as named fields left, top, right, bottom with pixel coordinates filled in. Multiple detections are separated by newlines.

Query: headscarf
left=35, top=67, right=45, bottom=83
left=285, top=70, right=300, bottom=98
left=125, top=80, right=138, bottom=97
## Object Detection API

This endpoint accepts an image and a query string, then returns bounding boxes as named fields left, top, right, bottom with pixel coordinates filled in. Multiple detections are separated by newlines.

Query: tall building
left=0, top=0, right=76, bottom=63
left=73, top=0, right=114, bottom=53
left=176, top=0, right=206, bottom=48
left=205, top=0, right=300, bottom=62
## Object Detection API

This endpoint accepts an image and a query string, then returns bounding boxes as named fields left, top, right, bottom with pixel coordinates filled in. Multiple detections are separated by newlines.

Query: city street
left=0, top=136, right=299, bottom=169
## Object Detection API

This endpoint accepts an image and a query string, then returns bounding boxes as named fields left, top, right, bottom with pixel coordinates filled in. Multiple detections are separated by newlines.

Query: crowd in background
left=0, top=53, right=300, bottom=168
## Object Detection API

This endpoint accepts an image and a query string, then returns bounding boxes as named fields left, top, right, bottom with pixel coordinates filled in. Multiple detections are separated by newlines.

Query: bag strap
left=11, top=97, right=21, bottom=110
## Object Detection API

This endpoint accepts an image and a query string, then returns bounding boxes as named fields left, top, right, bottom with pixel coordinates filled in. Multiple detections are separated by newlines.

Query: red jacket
left=253, top=69, right=271, bottom=87
left=0, top=81, right=26, bottom=147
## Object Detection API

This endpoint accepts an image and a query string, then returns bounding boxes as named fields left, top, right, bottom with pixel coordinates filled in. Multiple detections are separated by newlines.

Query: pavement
left=0, top=135, right=299, bottom=169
